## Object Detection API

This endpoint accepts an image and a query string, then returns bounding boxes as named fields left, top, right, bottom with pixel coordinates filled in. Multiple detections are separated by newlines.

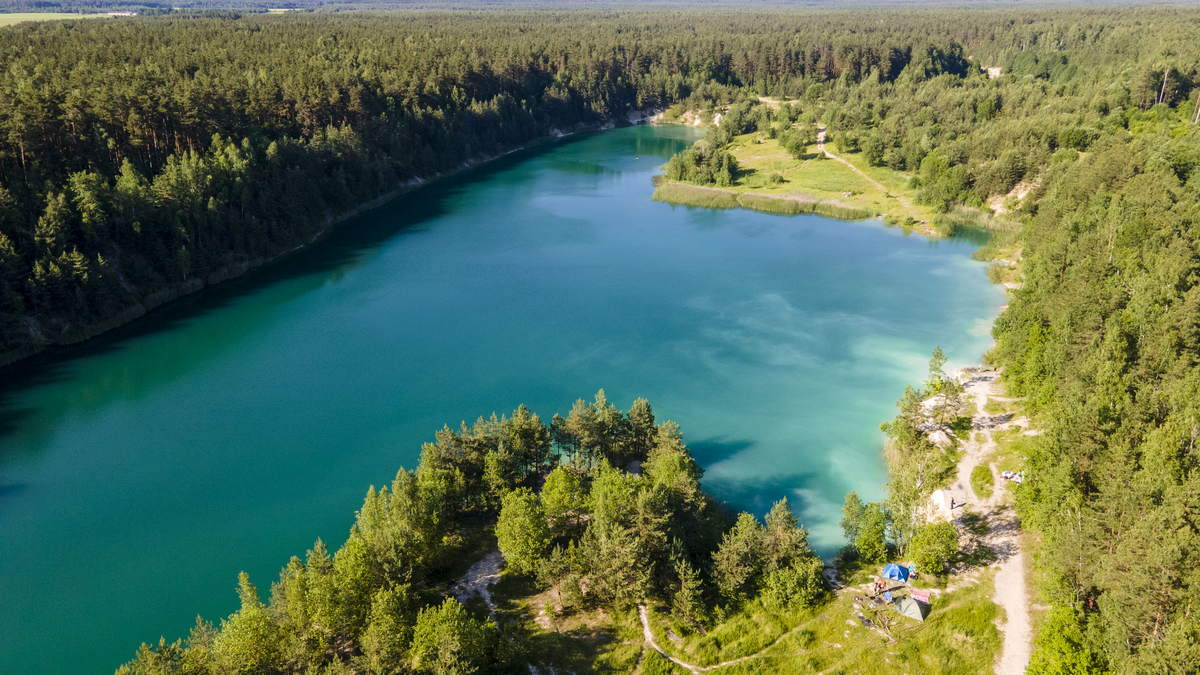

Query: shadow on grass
left=490, top=573, right=621, bottom=672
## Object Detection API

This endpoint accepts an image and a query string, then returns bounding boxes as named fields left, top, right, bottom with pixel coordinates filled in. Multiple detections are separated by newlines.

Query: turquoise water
left=0, top=125, right=1003, bottom=672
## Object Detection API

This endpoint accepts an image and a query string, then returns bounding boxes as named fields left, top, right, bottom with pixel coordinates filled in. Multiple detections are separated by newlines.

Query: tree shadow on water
left=0, top=136, right=608, bottom=451
left=687, top=436, right=754, bottom=467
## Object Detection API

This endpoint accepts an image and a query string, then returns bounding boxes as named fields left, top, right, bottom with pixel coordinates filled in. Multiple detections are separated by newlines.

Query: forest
left=0, top=8, right=1027, bottom=363
left=3, top=5, right=1200, bottom=673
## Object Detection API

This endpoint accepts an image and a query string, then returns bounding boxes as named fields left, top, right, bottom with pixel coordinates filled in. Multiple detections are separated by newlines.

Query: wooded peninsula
left=1, top=4, right=1198, bottom=673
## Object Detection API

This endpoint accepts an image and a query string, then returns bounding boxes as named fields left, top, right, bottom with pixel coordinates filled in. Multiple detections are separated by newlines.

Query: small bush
left=761, top=557, right=827, bottom=610
left=971, top=463, right=994, bottom=500
left=906, top=521, right=960, bottom=574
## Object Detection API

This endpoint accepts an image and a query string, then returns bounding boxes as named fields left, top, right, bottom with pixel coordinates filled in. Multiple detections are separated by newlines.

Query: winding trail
left=638, top=604, right=776, bottom=672
left=639, top=605, right=705, bottom=673
left=815, top=128, right=915, bottom=212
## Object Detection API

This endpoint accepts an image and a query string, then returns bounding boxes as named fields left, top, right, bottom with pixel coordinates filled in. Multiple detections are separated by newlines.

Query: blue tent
left=882, top=563, right=910, bottom=582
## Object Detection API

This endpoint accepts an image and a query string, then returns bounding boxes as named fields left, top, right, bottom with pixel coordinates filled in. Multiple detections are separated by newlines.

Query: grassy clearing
left=971, top=463, right=995, bottom=501
left=492, top=557, right=1002, bottom=673
left=656, top=569, right=1000, bottom=673
left=714, top=132, right=940, bottom=228
left=984, top=397, right=1012, bottom=415
left=491, top=573, right=677, bottom=673
left=992, top=427, right=1035, bottom=476
left=0, top=13, right=108, bottom=27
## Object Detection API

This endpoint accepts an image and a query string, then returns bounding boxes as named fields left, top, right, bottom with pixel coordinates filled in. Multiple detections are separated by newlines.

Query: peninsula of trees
left=118, top=394, right=832, bottom=673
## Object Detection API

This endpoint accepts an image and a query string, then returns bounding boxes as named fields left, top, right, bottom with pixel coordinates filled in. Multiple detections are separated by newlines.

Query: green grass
left=653, top=181, right=872, bottom=221
left=718, top=133, right=940, bottom=230
left=652, top=182, right=739, bottom=209
left=974, top=396, right=1036, bottom=503
left=971, top=463, right=994, bottom=501
left=492, top=555, right=1002, bottom=674
left=0, top=12, right=108, bottom=26
left=490, top=573, right=670, bottom=673
left=992, top=427, right=1036, bottom=476
left=983, top=397, right=1014, bottom=416
left=933, top=205, right=1022, bottom=236
left=656, top=571, right=1000, bottom=673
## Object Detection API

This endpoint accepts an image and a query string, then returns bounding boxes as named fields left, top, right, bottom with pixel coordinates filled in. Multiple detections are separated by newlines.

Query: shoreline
left=651, top=179, right=893, bottom=229
left=0, top=111, right=660, bottom=371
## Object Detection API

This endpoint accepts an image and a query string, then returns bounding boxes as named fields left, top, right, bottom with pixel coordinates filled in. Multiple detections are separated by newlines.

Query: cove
left=0, top=124, right=1003, bottom=673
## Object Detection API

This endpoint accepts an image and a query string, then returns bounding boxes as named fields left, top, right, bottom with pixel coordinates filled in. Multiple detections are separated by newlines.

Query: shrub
left=761, top=557, right=827, bottom=610
left=906, top=521, right=959, bottom=574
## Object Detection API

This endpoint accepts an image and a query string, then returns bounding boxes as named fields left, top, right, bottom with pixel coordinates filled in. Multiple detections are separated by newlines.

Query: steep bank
left=0, top=115, right=655, bottom=370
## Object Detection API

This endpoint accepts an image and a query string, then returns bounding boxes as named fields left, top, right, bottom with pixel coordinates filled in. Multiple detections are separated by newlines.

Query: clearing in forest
left=0, top=13, right=109, bottom=27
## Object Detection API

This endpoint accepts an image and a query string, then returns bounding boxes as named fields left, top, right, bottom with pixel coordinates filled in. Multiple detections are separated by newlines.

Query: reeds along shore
left=653, top=181, right=874, bottom=221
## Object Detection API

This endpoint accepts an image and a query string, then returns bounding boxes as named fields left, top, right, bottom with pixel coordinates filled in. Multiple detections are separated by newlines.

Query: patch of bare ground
left=926, top=368, right=1033, bottom=674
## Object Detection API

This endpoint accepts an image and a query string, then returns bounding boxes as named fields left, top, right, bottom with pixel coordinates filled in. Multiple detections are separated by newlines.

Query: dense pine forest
left=3, top=5, right=1200, bottom=673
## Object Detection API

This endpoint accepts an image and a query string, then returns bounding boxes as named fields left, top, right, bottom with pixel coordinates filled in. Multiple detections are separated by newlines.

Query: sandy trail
left=639, top=605, right=705, bottom=673
left=947, top=369, right=1032, bottom=674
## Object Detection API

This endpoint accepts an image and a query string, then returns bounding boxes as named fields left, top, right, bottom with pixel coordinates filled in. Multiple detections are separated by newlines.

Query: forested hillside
left=990, top=114, right=1200, bottom=672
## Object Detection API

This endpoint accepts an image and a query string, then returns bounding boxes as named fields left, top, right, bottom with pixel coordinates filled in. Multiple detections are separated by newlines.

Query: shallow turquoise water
left=0, top=125, right=1002, bottom=672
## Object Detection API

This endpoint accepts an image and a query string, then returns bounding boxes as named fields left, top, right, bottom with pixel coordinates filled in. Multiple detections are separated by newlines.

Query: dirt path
left=815, top=128, right=915, bottom=212
left=945, top=369, right=1032, bottom=674
left=451, top=550, right=504, bottom=614
left=639, top=605, right=706, bottom=673
left=638, top=604, right=774, bottom=672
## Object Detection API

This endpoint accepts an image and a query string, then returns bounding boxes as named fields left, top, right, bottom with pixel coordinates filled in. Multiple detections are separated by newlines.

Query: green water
left=0, top=125, right=1002, bottom=672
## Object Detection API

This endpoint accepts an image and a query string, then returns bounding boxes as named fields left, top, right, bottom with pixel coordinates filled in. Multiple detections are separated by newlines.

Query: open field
left=654, top=129, right=943, bottom=234
left=725, top=132, right=940, bottom=228
left=0, top=13, right=108, bottom=27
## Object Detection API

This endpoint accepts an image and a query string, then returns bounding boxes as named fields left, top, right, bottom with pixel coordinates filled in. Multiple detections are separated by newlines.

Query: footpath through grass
left=723, top=132, right=939, bottom=228
left=491, top=559, right=1001, bottom=673
left=646, top=569, right=999, bottom=674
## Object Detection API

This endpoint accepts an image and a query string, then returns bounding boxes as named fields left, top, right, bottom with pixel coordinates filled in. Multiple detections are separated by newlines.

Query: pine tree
left=408, top=599, right=493, bottom=675
left=712, top=512, right=766, bottom=602
left=670, top=554, right=707, bottom=632
left=495, top=488, right=551, bottom=576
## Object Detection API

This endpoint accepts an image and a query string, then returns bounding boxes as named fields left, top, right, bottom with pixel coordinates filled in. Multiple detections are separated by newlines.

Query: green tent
left=892, top=597, right=930, bottom=621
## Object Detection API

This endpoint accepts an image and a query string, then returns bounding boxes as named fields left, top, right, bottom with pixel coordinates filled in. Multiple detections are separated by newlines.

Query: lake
left=0, top=124, right=1003, bottom=672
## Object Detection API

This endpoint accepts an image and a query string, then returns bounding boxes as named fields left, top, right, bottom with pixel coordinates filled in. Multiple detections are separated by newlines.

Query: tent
left=882, top=563, right=910, bottom=582
left=892, top=597, right=930, bottom=621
